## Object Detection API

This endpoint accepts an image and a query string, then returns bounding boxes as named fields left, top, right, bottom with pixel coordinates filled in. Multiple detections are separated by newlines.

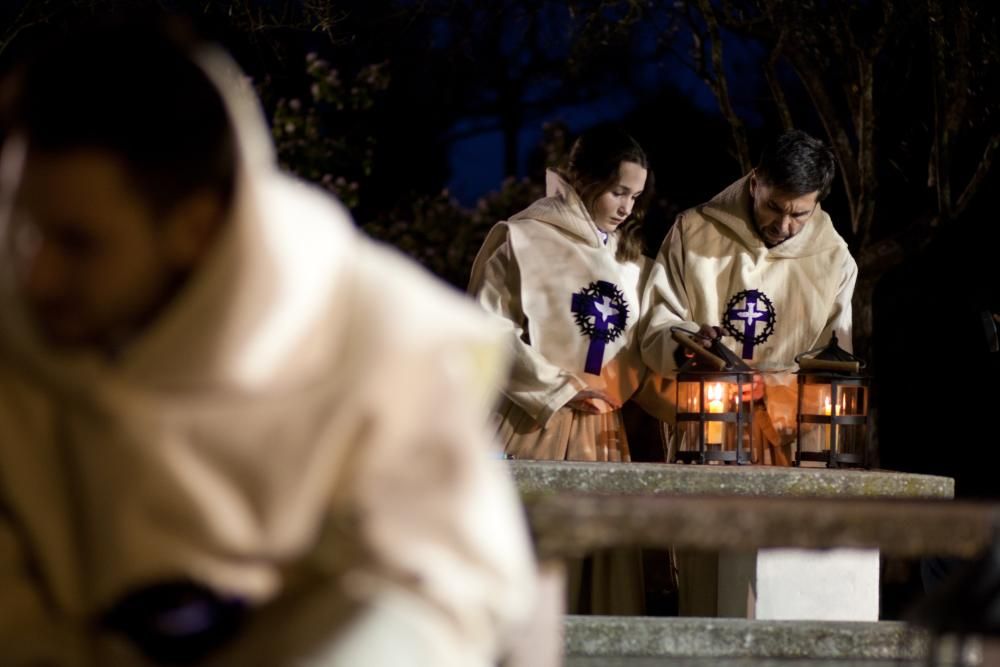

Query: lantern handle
left=794, top=344, right=828, bottom=365
left=797, top=357, right=861, bottom=373
left=794, top=339, right=867, bottom=373
left=670, top=326, right=728, bottom=371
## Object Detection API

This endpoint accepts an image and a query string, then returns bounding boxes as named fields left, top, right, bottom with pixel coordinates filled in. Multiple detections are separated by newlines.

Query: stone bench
left=522, top=492, right=996, bottom=559
left=509, top=461, right=972, bottom=622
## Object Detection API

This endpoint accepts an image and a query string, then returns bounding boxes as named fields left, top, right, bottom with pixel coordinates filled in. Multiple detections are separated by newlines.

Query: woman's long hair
left=562, top=126, right=653, bottom=263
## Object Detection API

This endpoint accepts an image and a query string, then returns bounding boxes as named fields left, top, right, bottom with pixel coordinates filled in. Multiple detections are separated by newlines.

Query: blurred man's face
left=1, top=145, right=203, bottom=350
left=749, top=172, right=819, bottom=248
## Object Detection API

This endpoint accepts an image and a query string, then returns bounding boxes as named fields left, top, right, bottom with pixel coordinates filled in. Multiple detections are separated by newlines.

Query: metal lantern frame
left=673, top=330, right=756, bottom=465
left=794, top=334, right=870, bottom=469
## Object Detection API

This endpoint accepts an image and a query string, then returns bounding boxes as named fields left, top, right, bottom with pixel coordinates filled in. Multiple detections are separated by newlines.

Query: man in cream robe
left=0, top=24, right=533, bottom=666
left=642, top=130, right=858, bottom=452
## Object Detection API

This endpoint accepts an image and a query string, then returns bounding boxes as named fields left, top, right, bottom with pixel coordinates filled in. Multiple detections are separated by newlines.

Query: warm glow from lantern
left=821, top=396, right=832, bottom=450
left=707, top=383, right=724, bottom=445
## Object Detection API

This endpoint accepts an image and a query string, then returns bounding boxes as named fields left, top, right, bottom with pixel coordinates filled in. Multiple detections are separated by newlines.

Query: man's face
left=1, top=146, right=186, bottom=349
left=749, top=173, right=820, bottom=247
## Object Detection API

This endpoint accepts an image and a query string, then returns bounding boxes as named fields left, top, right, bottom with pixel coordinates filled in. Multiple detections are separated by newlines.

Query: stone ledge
left=564, top=616, right=927, bottom=660
left=524, top=493, right=998, bottom=558
left=509, top=460, right=953, bottom=500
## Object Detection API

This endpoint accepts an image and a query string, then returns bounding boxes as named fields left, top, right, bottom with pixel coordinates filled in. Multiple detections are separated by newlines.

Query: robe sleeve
left=213, top=250, right=538, bottom=667
left=640, top=218, right=700, bottom=380
left=311, top=328, right=536, bottom=667
left=819, top=250, right=859, bottom=353
left=469, top=228, right=586, bottom=426
left=760, top=248, right=860, bottom=439
left=625, top=255, right=676, bottom=423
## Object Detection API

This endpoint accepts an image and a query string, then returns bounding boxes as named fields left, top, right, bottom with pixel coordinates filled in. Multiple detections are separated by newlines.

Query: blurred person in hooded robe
left=0, top=20, right=534, bottom=667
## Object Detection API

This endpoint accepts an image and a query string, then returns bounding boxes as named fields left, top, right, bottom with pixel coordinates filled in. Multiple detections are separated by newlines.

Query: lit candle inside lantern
left=822, top=396, right=832, bottom=450
left=707, top=383, right=724, bottom=445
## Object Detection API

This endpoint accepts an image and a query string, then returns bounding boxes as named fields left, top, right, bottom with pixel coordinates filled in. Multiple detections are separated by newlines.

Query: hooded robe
left=469, top=172, right=660, bottom=462
left=641, top=175, right=858, bottom=446
left=469, top=172, right=671, bottom=616
left=0, top=49, right=533, bottom=666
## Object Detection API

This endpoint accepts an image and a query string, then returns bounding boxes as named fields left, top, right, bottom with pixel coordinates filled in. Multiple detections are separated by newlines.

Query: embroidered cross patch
left=571, top=281, right=629, bottom=374
left=723, top=289, right=776, bottom=359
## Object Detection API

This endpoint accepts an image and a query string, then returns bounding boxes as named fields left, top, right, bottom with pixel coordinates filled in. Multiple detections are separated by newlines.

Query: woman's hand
left=741, top=373, right=766, bottom=402
left=567, top=389, right=618, bottom=414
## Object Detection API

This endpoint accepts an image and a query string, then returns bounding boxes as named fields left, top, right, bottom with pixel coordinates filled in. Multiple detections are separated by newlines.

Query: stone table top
left=508, top=460, right=954, bottom=500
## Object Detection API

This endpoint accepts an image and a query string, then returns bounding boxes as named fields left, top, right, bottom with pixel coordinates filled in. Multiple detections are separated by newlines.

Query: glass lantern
left=673, top=331, right=756, bottom=464
left=794, top=333, right=869, bottom=468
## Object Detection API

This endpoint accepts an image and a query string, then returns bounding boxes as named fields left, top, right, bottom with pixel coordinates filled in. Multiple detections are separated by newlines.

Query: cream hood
left=507, top=169, right=606, bottom=247
left=698, top=175, right=847, bottom=259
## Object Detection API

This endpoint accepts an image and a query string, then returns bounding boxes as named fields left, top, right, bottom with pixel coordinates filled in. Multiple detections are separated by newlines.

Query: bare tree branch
left=693, top=0, right=752, bottom=172
left=764, top=37, right=793, bottom=130
left=784, top=51, right=862, bottom=233
left=0, top=0, right=58, bottom=59
left=954, top=131, right=1000, bottom=220
left=855, top=56, right=877, bottom=247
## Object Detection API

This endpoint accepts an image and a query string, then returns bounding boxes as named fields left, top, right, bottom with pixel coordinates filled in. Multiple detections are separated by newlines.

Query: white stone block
left=753, top=548, right=880, bottom=621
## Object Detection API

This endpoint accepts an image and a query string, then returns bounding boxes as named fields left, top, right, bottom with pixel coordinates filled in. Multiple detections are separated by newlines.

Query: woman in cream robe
left=470, top=127, right=668, bottom=614
left=0, top=29, right=533, bottom=667
left=470, top=130, right=663, bottom=464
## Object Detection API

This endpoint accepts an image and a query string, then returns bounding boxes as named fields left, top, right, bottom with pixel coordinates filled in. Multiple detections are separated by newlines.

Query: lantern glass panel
left=676, top=418, right=745, bottom=456
left=800, top=382, right=833, bottom=416
left=677, top=380, right=702, bottom=414
left=675, top=378, right=750, bottom=460
left=676, top=422, right=700, bottom=455
left=835, top=423, right=864, bottom=459
left=798, top=422, right=830, bottom=454
left=837, top=385, right=868, bottom=417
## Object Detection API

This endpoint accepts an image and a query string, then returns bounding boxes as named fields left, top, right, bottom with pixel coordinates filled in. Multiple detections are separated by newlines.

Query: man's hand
left=696, top=324, right=723, bottom=347
left=567, top=389, right=618, bottom=414
left=673, top=324, right=724, bottom=367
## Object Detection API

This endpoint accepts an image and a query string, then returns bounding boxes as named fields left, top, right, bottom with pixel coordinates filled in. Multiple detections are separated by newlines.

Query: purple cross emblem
left=571, top=280, right=629, bottom=375
left=724, top=289, right=776, bottom=359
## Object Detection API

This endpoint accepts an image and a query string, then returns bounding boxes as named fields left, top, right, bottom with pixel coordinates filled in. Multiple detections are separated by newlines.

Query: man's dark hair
left=755, top=130, right=836, bottom=201
left=2, top=20, right=236, bottom=217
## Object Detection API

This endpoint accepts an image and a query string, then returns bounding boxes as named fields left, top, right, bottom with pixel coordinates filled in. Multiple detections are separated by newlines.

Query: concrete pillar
left=717, top=548, right=880, bottom=621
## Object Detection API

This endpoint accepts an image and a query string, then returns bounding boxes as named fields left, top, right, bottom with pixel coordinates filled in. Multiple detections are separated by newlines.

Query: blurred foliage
left=259, top=51, right=548, bottom=288
left=261, top=53, right=390, bottom=209
left=362, top=177, right=544, bottom=288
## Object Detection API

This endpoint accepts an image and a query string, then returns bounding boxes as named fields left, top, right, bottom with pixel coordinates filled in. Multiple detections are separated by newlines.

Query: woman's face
left=590, top=160, right=647, bottom=233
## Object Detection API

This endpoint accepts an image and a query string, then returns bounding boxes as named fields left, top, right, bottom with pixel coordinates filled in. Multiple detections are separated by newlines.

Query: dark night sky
left=445, top=24, right=768, bottom=205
